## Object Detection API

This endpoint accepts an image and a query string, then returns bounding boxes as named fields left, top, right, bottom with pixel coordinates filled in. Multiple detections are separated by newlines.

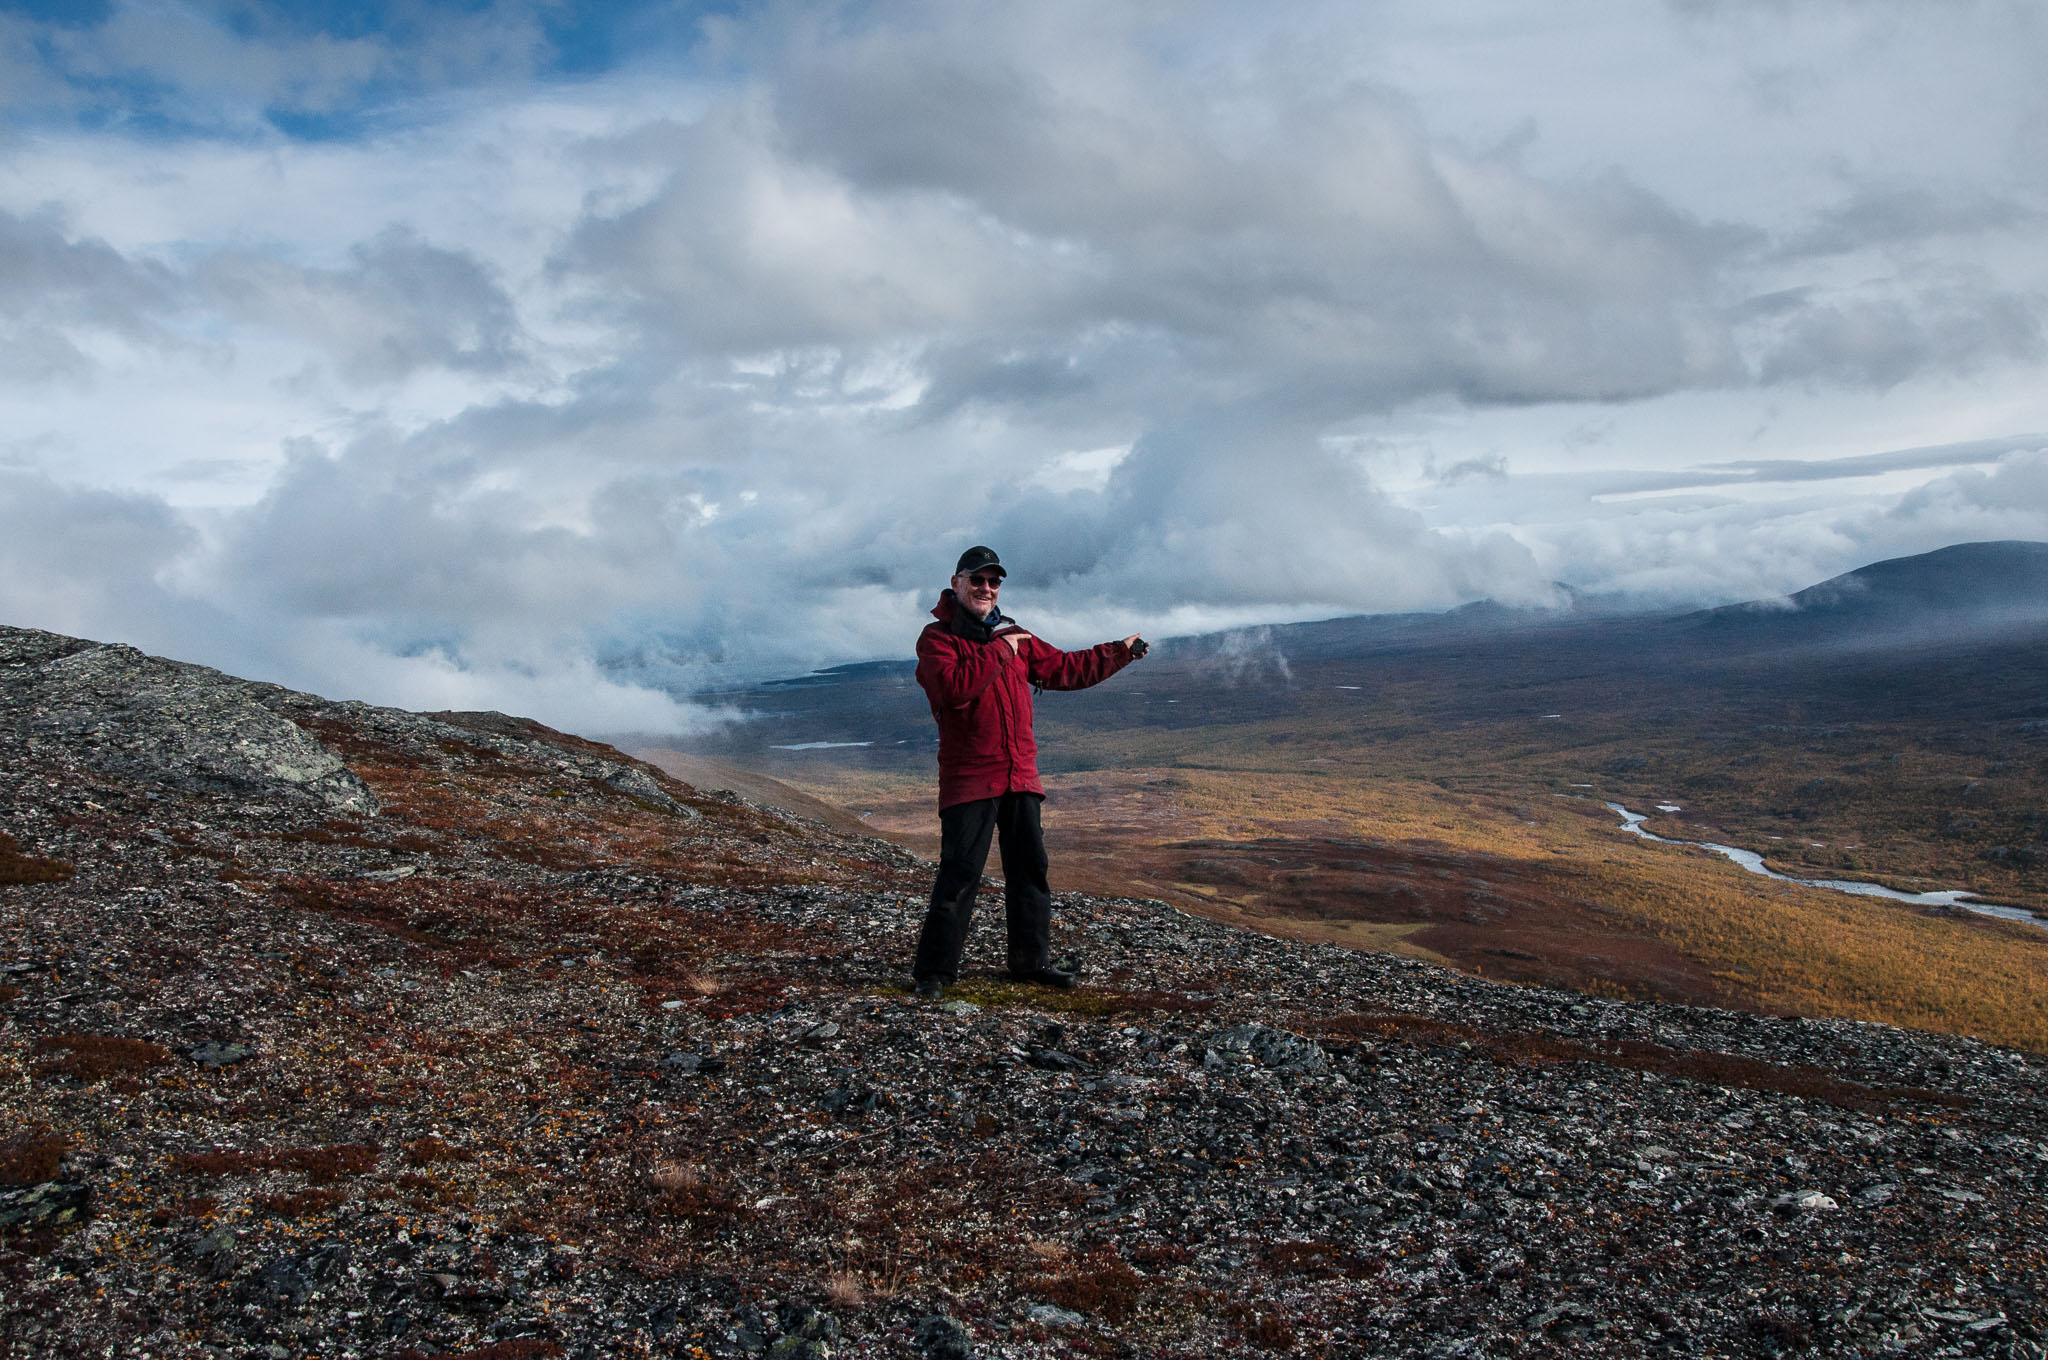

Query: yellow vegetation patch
left=763, top=753, right=2048, bottom=1052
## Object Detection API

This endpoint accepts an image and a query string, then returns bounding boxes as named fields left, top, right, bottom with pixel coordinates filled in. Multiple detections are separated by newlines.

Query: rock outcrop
left=2, top=628, right=376, bottom=813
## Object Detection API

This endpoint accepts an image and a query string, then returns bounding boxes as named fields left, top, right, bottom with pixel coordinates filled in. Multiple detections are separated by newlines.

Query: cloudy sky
left=3, top=0, right=2045, bottom=733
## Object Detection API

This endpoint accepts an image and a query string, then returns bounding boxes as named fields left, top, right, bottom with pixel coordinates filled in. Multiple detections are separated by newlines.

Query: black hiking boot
left=1008, top=959, right=1079, bottom=989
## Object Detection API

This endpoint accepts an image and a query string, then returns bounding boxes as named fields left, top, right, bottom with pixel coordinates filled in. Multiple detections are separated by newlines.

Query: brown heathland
left=765, top=751, right=2048, bottom=1052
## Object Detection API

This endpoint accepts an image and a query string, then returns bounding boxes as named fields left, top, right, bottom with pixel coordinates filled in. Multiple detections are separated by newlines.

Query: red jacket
left=916, top=590, right=1135, bottom=809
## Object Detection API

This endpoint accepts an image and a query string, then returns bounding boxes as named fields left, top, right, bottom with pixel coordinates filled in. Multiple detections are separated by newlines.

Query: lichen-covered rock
left=1206, top=1023, right=1329, bottom=1074
left=593, top=760, right=699, bottom=817
left=1, top=628, right=375, bottom=813
left=0, top=1180, right=90, bottom=1230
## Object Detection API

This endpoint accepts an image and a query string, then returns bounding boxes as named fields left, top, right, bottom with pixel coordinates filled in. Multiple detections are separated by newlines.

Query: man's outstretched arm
left=1018, top=632, right=1145, bottom=691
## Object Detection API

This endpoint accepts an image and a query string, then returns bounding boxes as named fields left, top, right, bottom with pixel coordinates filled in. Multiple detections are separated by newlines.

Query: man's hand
left=1002, top=630, right=1034, bottom=654
left=1123, top=635, right=1148, bottom=658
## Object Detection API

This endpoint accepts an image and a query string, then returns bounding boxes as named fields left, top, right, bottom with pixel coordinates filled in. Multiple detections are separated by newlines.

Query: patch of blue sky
left=0, top=0, right=112, bottom=26
left=534, top=0, right=754, bottom=78
left=7, top=0, right=748, bottom=142
left=215, top=0, right=496, bottom=44
left=263, top=105, right=391, bottom=143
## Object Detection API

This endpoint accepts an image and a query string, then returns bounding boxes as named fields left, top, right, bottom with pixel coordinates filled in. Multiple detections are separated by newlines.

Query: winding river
left=1605, top=802, right=2048, bottom=932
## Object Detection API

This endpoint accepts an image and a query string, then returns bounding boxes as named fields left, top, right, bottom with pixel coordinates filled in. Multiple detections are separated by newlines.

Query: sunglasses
left=965, top=573, right=1004, bottom=589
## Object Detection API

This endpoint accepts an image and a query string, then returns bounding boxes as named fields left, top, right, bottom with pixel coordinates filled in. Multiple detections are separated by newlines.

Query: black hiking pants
left=912, top=792, right=1051, bottom=983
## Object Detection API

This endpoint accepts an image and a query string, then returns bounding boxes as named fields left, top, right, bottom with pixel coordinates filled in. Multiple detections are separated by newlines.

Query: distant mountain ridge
left=1693, top=540, right=2048, bottom=652
left=1165, top=540, right=2048, bottom=671
left=682, top=543, right=2048, bottom=712
left=672, top=540, right=2048, bottom=765
left=1788, top=539, right=2048, bottom=620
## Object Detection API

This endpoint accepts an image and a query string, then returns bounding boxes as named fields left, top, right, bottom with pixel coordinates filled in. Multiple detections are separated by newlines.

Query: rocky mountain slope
left=4, top=624, right=2047, bottom=1359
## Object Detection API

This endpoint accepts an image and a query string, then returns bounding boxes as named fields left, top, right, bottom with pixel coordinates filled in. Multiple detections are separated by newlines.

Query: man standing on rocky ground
left=910, top=546, right=1147, bottom=1000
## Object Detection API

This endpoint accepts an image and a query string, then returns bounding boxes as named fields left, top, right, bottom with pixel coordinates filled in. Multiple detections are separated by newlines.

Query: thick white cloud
left=0, top=471, right=199, bottom=637
left=0, top=0, right=2044, bottom=733
left=1872, top=447, right=2048, bottom=549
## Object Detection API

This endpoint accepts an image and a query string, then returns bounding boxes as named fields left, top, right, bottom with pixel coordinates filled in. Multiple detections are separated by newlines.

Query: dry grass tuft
left=255, top=1189, right=344, bottom=1218
left=0, top=1128, right=68, bottom=1185
left=33, top=1035, right=173, bottom=1084
left=644, top=1164, right=699, bottom=1193
left=1318, top=1011, right=1965, bottom=1113
left=1035, top=1246, right=1144, bottom=1324
left=172, top=1143, right=380, bottom=1182
left=625, top=1162, right=749, bottom=1223
left=402, top=1136, right=474, bottom=1167
left=0, top=831, right=73, bottom=885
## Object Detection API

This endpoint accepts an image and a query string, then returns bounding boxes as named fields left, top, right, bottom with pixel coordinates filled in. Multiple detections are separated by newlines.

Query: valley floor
left=737, top=758, right=2048, bottom=1056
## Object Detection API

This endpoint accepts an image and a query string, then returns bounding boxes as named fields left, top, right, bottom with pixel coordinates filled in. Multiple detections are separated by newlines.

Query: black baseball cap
left=954, top=546, right=1006, bottom=578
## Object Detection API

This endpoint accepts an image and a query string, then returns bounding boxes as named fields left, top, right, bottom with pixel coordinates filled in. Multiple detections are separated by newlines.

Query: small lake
left=1606, top=803, right=2048, bottom=932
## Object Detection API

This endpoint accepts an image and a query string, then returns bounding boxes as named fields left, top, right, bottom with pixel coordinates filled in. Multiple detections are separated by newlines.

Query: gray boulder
left=1206, top=1023, right=1330, bottom=1074
left=2, top=627, right=376, bottom=813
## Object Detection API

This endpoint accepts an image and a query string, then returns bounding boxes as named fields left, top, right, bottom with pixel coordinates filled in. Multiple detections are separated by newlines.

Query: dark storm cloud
left=0, top=204, right=522, bottom=392
left=555, top=2, right=1759, bottom=425
left=1779, top=185, right=2046, bottom=259
left=762, top=17, right=1754, bottom=411
left=910, top=341, right=1096, bottom=423
left=1754, top=277, right=2045, bottom=389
